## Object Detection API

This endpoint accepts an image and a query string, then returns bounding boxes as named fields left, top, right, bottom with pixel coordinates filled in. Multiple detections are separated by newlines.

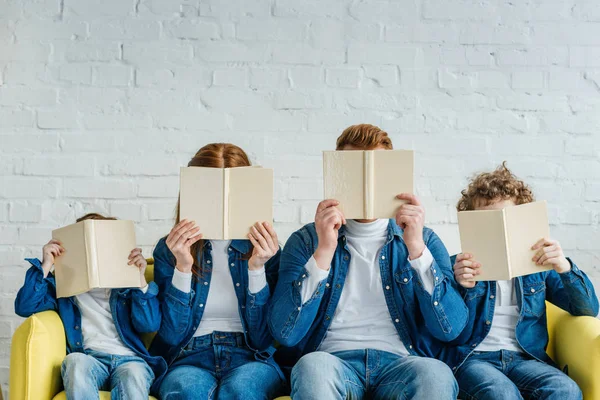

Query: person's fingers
left=455, top=253, right=472, bottom=263
left=255, top=222, right=275, bottom=251
left=531, top=237, right=555, bottom=250
left=185, top=233, right=203, bottom=248
left=538, top=251, right=561, bottom=265
left=174, top=226, right=201, bottom=249
left=167, top=220, right=195, bottom=247
left=316, top=199, right=340, bottom=214
left=262, top=222, right=279, bottom=253
left=251, top=226, right=269, bottom=251
left=396, top=193, right=421, bottom=206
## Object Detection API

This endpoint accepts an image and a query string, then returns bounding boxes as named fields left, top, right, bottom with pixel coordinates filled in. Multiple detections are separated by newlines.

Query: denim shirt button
left=381, top=255, right=386, bottom=260
left=433, top=301, right=439, bottom=306
left=236, top=283, right=240, bottom=287
left=409, top=345, right=413, bottom=349
left=486, top=320, right=491, bottom=325
left=204, top=281, right=208, bottom=285
left=395, top=319, right=399, bottom=323
left=230, top=263, right=235, bottom=267
left=199, top=303, right=204, bottom=308
left=207, top=260, right=211, bottom=264
left=435, top=277, right=439, bottom=281
left=228, top=247, right=232, bottom=252
left=472, top=343, right=477, bottom=347
left=385, top=285, right=390, bottom=290
left=344, top=256, right=349, bottom=261
left=74, top=325, right=79, bottom=330
left=530, top=288, right=535, bottom=293
left=302, top=274, right=306, bottom=278
left=325, top=283, right=330, bottom=288
left=298, top=282, right=302, bottom=286
left=297, top=307, right=301, bottom=311
left=325, top=315, right=330, bottom=320
left=76, top=342, right=81, bottom=346
left=403, top=278, right=408, bottom=283
left=490, top=295, right=495, bottom=299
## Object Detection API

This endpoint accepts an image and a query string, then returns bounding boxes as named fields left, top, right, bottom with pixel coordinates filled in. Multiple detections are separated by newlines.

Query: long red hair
left=175, top=143, right=253, bottom=277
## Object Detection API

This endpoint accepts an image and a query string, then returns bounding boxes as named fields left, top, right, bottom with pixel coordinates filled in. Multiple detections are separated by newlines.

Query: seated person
left=14, top=213, right=166, bottom=400
left=447, top=163, right=599, bottom=400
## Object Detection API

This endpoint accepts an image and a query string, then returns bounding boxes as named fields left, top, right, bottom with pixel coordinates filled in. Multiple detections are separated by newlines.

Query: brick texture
left=1, top=1, right=600, bottom=398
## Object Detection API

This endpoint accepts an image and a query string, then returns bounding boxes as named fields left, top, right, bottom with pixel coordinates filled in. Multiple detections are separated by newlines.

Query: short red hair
left=336, top=124, right=393, bottom=150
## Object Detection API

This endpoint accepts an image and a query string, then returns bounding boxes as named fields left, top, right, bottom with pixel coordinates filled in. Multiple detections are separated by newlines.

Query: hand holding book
left=166, top=219, right=203, bottom=274
left=314, top=199, right=346, bottom=272
left=454, top=237, right=571, bottom=288
left=247, top=221, right=279, bottom=271
left=531, top=238, right=571, bottom=274
left=128, top=248, right=148, bottom=287
left=41, top=239, right=65, bottom=278
left=395, top=193, right=426, bottom=260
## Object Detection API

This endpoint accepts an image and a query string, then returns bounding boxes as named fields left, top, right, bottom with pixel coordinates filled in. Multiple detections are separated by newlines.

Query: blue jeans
left=291, top=349, right=458, bottom=400
left=61, top=351, right=154, bottom=400
left=159, top=331, right=283, bottom=400
left=455, top=350, right=582, bottom=400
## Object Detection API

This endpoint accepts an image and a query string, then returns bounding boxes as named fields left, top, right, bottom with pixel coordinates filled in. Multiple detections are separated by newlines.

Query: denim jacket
left=14, top=258, right=168, bottom=392
left=441, top=255, right=599, bottom=371
left=268, top=220, right=469, bottom=368
left=148, top=238, right=283, bottom=378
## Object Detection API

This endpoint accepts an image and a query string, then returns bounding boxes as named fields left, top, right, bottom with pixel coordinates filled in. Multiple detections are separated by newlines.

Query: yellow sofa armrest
left=10, top=311, right=67, bottom=400
left=546, top=301, right=600, bottom=400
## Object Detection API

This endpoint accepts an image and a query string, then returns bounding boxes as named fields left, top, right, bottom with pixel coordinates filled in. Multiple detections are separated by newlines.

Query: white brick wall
left=1, top=0, right=600, bottom=397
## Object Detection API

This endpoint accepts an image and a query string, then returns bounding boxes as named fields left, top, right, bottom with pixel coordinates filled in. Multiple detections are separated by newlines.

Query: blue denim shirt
left=441, top=255, right=599, bottom=371
left=14, top=258, right=168, bottom=393
left=148, top=238, right=283, bottom=378
left=268, top=220, right=469, bottom=368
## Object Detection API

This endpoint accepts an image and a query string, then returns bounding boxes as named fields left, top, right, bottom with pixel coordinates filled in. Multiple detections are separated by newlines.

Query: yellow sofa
left=8, top=261, right=600, bottom=400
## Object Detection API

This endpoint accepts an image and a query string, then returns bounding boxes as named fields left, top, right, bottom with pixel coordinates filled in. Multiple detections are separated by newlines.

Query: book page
left=504, top=201, right=552, bottom=278
left=458, top=209, right=511, bottom=281
left=372, top=150, right=414, bottom=219
left=323, top=151, right=365, bottom=219
left=227, top=167, right=273, bottom=240
left=93, top=220, right=141, bottom=290
left=180, top=167, right=225, bottom=240
left=52, top=221, right=89, bottom=298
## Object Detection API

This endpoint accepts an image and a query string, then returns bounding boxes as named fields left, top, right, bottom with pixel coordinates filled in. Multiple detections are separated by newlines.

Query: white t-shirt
left=170, top=240, right=267, bottom=337
left=475, top=279, right=522, bottom=352
left=75, top=288, right=137, bottom=356
left=301, top=219, right=435, bottom=356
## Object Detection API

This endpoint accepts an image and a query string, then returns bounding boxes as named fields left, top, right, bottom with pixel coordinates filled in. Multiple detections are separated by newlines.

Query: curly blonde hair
left=457, top=162, right=534, bottom=211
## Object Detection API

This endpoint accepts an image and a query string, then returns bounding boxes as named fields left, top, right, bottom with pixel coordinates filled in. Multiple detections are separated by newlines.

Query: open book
left=457, top=201, right=551, bottom=281
left=323, top=150, right=414, bottom=219
left=52, top=220, right=141, bottom=298
left=180, top=166, right=273, bottom=240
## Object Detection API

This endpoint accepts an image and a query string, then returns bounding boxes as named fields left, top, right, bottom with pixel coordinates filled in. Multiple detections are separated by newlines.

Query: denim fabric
left=61, top=350, right=154, bottom=400
left=158, top=331, right=284, bottom=400
left=149, top=238, right=283, bottom=385
left=14, top=259, right=168, bottom=394
left=269, top=220, right=468, bottom=369
left=442, top=256, right=599, bottom=371
left=455, top=350, right=582, bottom=400
left=290, top=349, right=458, bottom=400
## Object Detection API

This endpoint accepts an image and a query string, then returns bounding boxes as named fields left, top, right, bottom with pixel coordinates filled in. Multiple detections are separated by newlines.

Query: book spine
left=85, top=220, right=100, bottom=289
left=502, top=210, right=512, bottom=279
left=223, top=168, right=230, bottom=240
left=364, top=151, right=374, bottom=219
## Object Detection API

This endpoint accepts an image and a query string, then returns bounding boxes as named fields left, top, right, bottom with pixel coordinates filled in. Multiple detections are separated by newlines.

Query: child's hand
left=453, top=253, right=481, bottom=289
left=531, top=238, right=571, bottom=274
left=128, top=248, right=148, bottom=286
left=248, top=222, right=279, bottom=271
left=41, top=239, right=65, bottom=277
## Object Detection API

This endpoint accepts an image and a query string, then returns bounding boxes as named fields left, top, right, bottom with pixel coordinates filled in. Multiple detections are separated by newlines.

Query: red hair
left=175, top=143, right=252, bottom=277
left=336, top=124, right=393, bottom=150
